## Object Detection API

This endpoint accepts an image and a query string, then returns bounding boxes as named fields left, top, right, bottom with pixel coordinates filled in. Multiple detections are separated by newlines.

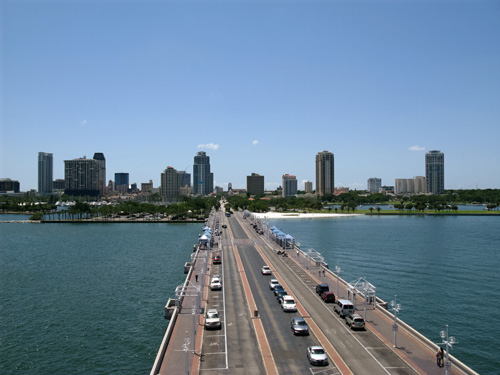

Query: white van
left=334, top=299, right=354, bottom=318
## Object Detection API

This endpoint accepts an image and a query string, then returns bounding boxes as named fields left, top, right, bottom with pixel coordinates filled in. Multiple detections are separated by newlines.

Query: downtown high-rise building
left=161, top=166, right=180, bottom=201
left=282, top=174, right=298, bottom=198
left=115, top=173, right=129, bottom=193
left=425, top=150, right=444, bottom=194
left=64, top=156, right=100, bottom=197
left=367, top=178, right=381, bottom=193
left=247, top=173, right=264, bottom=195
left=93, top=152, right=106, bottom=195
left=315, top=150, right=334, bottom=196
left=304, top=181, right=313, bottom=193
left=38, top=152, right=53, bottom=195
left=193, top=151, right=213, bottom=196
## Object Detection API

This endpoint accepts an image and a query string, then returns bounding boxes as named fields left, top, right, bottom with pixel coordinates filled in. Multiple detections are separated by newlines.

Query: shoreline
left=251, top=212, right=361, bottom=219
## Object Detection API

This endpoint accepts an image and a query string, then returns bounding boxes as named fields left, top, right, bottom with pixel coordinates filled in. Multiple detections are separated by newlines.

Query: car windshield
left=285, top=300, right=294, bottom=304
left=312, top=348, right=325, bottom=354
left=207, top=312, right=219, bottom=319
left=296, top=320, right=306, bottom=325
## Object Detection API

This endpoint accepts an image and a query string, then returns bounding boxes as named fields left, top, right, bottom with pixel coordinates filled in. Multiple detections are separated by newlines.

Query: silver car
left=290, top=317, right=309, bottom=335
left=269, top=279, right=279, bottom=290
left=307, top=346, right=328, bottom=366
left=345, top=313, right=365, bottom=330
left=204, top=309, right=221, bottom=330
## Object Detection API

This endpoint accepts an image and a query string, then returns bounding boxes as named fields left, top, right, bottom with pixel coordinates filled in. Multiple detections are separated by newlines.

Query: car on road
left=273, top=285, right=284, bottom=296
left=315, top=283, right=329, bottom=295
left=222, top=224, right=227, bottom=228
left=261, top=265, right=272, bottom=275
left=345, top=313, right=365, bottom=330
left=321, top=291, right=336, bottom=303
left=269, top=279, right=280, bottom=290
left=276, top=290, right=288, bottom=302
left=290, top=317, right=309, bottom=335
left=307, top=346, right=328, bottom=366
left=210, top=278, right=222, bottom=290
left=334, top=299, right=355, bottom=318
left=281, top=295, right=297, bottom=312
left=213, top=255, right=221, bottom=264
left=204, top=309, right=221, bottom=330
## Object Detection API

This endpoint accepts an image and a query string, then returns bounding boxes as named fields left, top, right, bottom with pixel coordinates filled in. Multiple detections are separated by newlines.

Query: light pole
left=390, top=295, right=403, bottom=348
left=335, top=265, right=341, bottom=298
left=440, top=325, right=458, bottom=375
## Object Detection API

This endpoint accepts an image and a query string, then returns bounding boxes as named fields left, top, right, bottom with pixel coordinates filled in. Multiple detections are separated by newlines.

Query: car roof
left=309, top=345, right=323, bottom=350
left=207, top=308, right=218, bottom=313
left=292, top=317, right=305, bottom=322
left=338, top=299, right=353, bottom=304
left=318, top=283, right=329, bottom=287
left=270, top=279, right=278, bottom=282
left=283, top=295, right=295, bottom=300
left=262, top=265, right=270, bottom=268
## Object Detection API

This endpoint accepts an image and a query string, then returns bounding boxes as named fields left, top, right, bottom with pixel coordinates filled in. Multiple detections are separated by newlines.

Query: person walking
left=195, top=274, right=199, bottom=283
left=436, top=347, right=444, bottom=367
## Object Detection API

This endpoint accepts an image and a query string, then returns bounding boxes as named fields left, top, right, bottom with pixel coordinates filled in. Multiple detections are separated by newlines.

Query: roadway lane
left=200, top=213, right=265, bottom=374
left=229, top=216, right=340, bottom=374
left=241, top=213, right=418, bottom=375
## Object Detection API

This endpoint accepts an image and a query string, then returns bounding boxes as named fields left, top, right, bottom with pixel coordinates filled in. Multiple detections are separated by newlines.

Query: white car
left=269, top=279, right=280, bottom=290
left=281, top=295, right=297, bottom=312
left=261, top=266, right=272, bottom=275
left=307, top=346, right=328, bottom=366
left=210, top=279, right=222, bottom=290
left=204, top=309, right=221, bottom=330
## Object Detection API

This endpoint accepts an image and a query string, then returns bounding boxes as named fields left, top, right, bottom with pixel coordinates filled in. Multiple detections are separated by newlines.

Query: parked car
left=307, top=346, right=328, bottom=366
left=290, top=317, right=309, bottom=335
left=269, top=279, right=280, bottom=290
left=276, top=290, right=288, bottom=302
left=315, top=283, right=329, bottom=295
left=261, top=266, right=272, bottom=275
left=210, top=279, right=222, bottom=290
left=345, top=313, right=365, bottom=330
left=281, top=295, right=297, bottom=312
left=273, top=285, right=285, bottom=296
left=321, top=291, right=336, bottom=303
left=334, top=299, right=355, bottom=318
left=204, top=309, right=221, bottom=330
left=213, top=255, right=221, bottom=264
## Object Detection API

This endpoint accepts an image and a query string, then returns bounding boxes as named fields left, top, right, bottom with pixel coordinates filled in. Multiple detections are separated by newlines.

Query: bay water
left=1, top=214, right=499, bottom=374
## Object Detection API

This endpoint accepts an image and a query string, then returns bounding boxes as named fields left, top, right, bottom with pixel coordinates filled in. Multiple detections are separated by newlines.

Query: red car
left=321, top=291, right=336, bottom=303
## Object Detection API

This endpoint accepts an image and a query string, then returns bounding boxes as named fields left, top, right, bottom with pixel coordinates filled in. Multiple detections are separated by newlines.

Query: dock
left=150, top=206, right=478, bottom=375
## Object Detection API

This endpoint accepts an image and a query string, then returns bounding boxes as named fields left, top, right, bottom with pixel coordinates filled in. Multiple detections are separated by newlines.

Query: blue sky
left=1, top=0, right=499, bottom=192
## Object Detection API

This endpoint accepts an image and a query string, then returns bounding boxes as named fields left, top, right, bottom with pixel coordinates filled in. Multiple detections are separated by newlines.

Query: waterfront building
left=115, top=173, right=129, bottom=194
left=247, top=173, right=265, bottom=195
left=426, top=150, right=445, bottom=194
left=193, top=152, right=213, bottom=195
left=93, top=153, right=106, bottom=196
left=64, top=157, right=100, bottom=196
left=395, top=178, right=414, bottom=195
left=367, top=178, right=381, bottom=193
left=38, top=152, right=53, bottom=195
left=315, top=150, right=334, bottom=196
left=53, top=179, right=65, bottom=192
left=282, top=174, right=298, bottom=198
left=379, top=185, right=394, bottom=194
left=178, top=171, right=191, bottom=188
left=161, top=166, right=180, bottom=201
left=0, top=178, right=20, bottom=193
left=141, top=180, right=153, bottom=194
left=334, top=186, right=349, bottom=195
left=304, top=181, right=313, bottom=193
left=413, top=176, right=427, bottom=194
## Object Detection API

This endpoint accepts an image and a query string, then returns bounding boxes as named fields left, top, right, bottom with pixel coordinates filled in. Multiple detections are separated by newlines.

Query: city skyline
left=2, top=1, right=499, bottom=191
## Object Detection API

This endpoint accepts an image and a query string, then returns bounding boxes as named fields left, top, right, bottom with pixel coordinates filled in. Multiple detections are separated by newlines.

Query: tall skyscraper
left=161, top=166, right=180, bottom=201
left=247, top=173, right=264, bottom=195
left=115, top=173, right=129, bottom=193
left=93, top=152, right=106, bottom=195
left=64, top=156, right=100, bottom=196
left=193, top=151, right=213, bottom=195
left=367, top=178, right=381, bottom=193
left=38, top=152, right=53, bottom=195
left=425, top=150, right=445, bottom=194
left=315, top=150, right=334, bottom=196
left=282, top=174, right=298, bottom=198
left=177, top=171, right=191, bottom=188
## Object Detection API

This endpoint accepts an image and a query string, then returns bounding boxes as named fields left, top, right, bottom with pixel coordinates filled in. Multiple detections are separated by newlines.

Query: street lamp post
left=440, top=325, right=458, bottom=375
left=390, top=295, right=403, bottom=348
left=335, top=265, right=341, bottom=298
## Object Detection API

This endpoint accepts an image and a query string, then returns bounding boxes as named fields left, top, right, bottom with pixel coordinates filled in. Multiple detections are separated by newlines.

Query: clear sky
left=1, top=0, right=499, bottom=192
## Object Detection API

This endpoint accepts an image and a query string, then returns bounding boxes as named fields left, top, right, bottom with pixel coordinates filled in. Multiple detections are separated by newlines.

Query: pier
left=151, top=206, right=478, bottom=375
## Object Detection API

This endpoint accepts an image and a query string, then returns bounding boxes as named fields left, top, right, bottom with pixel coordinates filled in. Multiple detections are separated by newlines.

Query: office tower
left=228, top=182, right=232, bottom=191
left=247, top=173, right=265, bottom=195
left=93, top=153, right=106, bottom=195
left=367, top=178, right=382, bottom=193
left=178, top=171, right=191, bottom=188
left=315, top=150, right=334, bottom=196
left=115, top=173, right=129, bottom=193
left=0, top=178, right=20, bottom=193
left=282, top=174, right=298, bottom=198
left=304, top=181, right=313, bottom=193
left=425, top=150, right=445, bottom=194
left=64, top=156, right=100, bottom=196
left=161, top=166, right=180, bottom=201
left=193, top=151, right=213, bottom=195
left=38, top=152, right=53, bottom=195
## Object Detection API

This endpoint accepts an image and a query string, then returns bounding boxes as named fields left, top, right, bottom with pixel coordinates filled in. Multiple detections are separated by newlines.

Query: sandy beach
left=251, top=212, right=361, bottom=219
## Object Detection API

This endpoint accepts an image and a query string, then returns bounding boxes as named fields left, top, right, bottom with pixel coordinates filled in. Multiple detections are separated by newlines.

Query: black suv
left=315, top=283, right=329, bottom=295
